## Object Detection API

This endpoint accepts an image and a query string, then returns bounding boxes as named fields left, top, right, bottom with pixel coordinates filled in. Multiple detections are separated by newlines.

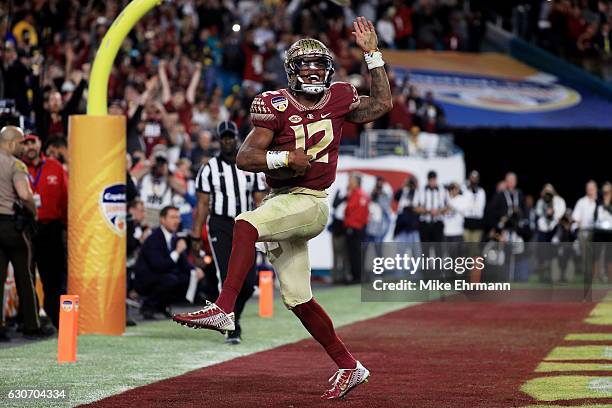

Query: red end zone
left=81, top=300, right=608, bottom=408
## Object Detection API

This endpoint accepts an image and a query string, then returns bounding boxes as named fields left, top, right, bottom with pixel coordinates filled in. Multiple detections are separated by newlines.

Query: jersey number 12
left=290, top=119, right=333, bottom=163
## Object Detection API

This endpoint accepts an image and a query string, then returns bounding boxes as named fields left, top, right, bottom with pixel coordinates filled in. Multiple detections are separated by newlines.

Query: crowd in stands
left=0, top=0, right=609, bottom=328
left=498, top=0, right=612, bottom=81
left=331, top=172, right=612, bottom=284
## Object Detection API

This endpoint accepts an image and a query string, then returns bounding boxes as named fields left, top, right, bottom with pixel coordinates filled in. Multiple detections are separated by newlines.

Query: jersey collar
left=281, top=88, right=331, bottom=112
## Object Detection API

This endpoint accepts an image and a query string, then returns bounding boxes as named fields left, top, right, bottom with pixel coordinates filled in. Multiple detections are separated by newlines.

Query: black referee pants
left=32, top=220, right=67, bottom=328
left=208, top=215, right=256, bottom=333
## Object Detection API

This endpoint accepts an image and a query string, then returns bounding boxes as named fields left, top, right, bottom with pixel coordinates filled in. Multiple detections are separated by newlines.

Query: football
left=264, top=167, right=298, bottom=180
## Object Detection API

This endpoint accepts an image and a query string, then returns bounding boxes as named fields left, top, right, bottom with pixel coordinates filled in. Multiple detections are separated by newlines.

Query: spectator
left=392, top=0, right=415, bottom=49
left=134, top=206, right=204, bottom=319
left=330, top=187, right=349, bottom=284
left=394, top=175, right=421, bottom=245
left=190, top=129, right=215, bottom=172
left=366, top=177, right=392, bottom=244
left=44, top=136, right=69, bottom=171
left=32, top=69, right=87, bottom=144
left=344, top=173, right=370, bottom=283
left=21, top=133, right=68, bottom=329
left=127, top=198, right=150, bottom=290
left=138, top=150, right=186, bottom=227
left=407, top=125, right=425, bottom=156
left=417, top=91, right=445, bottom=133
left=159, top=60, right=201, bottom=135
left=377, top=8, right=397, bottom=49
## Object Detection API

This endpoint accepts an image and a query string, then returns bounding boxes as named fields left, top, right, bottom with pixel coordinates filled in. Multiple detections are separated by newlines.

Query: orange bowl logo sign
left=61, top=300, right=73, bottom=313
left=409, top=73, right=581, bottom=113
left=100, top=184, right=126, bottom=235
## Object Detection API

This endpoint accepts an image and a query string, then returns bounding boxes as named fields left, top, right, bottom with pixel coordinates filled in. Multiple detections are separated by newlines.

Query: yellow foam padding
left=536, top=362, right=612, bottom=372
left=521, top=376, right=612, bottom=401
left=68, top=115, right=126, bottom=335
left=545, top=346, right=612, bottom=361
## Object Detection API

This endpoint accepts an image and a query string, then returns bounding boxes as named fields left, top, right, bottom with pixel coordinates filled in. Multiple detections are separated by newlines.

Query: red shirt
left=393, top=6, right=414, bottom=39
left=26, top=156, right=68, bottom=223
left=164, top=100, right=193, bottom=135
left=344, top=187, right=369, bottom=229
left=250, top=82, right=360, bottom=190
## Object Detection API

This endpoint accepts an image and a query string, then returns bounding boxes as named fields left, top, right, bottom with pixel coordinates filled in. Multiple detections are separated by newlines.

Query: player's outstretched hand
left=352, top=16, right=378, bottom=53
left=288, top=148, right=312, bottom=176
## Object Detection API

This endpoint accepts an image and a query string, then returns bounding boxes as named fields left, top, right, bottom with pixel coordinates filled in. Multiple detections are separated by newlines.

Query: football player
left=174, top=17, right=392, bottom=399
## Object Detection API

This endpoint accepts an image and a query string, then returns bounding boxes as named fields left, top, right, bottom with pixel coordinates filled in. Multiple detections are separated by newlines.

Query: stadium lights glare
left=232, top=24, right=241, bottom=32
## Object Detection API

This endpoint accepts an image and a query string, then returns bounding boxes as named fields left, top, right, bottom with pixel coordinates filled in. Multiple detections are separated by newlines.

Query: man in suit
left=134, top=205, right=204, bottom=319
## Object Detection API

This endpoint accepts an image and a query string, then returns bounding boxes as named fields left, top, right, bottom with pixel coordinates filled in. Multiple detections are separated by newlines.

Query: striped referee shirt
left=195, top=156, right=267, bottom=218
left=418, top=185, right=448, bottom=223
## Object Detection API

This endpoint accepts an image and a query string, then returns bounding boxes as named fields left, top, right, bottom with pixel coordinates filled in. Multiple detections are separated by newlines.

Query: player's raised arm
left=236, top=126, right=312, bottom=175
left=346, top=16, right=393, bottom=124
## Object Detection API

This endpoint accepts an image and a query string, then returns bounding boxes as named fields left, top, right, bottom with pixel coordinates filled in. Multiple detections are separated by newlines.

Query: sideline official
left=191, top=121, right=266, bottom=345
left=0, top=126, right=51, bottom=341
left=22, top=134, right=68, bottom=328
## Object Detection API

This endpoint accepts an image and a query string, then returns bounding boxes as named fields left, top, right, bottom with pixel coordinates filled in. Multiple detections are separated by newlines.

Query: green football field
left=0, top=285, right=408, bottom=407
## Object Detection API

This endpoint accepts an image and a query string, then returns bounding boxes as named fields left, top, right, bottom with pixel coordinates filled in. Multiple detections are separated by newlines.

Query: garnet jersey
left=250, top=82, right=360, bottom=191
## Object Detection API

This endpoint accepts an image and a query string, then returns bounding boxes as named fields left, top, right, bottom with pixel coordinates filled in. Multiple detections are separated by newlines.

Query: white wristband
left=364, top=51, right=385, bottom=70
left=266, top=151, right=289, bottom=170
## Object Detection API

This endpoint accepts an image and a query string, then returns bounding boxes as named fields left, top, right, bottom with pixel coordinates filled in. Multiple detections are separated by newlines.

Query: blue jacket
left=134, top=227, right=192, bottom=286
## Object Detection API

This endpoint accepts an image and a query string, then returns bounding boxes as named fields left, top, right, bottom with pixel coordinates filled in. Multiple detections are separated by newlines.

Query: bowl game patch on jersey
left=271, top=96, right=288, bottom=112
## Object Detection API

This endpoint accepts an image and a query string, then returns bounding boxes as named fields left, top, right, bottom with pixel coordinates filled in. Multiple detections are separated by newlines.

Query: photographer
left=535, top=184, right=567, bottom=243
left=0, top=126, right=51, bottom=340
left=551, top=210, right=578, bottom=283
left=488, top=172, right=528, bottom=238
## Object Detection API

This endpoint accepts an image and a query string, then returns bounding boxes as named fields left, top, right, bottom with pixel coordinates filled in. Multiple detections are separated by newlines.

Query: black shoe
left=0, top=327, right=10, bottom=342
left=23, top=326, right=55, bottom=339
left=226, top=324, right=242, bottom=345
left=141, top=309, right=157, bottom=320
left=162, top=307, right=173, bottom=319
left=225, top=331, right=242, bottom=345
left=126, top=318, right=138, bottom=327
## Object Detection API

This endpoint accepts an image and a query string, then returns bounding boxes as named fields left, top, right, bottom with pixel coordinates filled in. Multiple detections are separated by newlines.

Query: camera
left=543, top=192, right=554, bottom=204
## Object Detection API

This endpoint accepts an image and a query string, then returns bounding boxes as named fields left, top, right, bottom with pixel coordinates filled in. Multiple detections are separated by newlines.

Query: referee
left=418, top=171, right=448, bottom=264
left=191, top=121, right=266, bottom=345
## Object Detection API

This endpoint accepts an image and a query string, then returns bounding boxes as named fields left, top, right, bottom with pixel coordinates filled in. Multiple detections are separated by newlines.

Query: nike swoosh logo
left=321, top=113, right=331, bottom=118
